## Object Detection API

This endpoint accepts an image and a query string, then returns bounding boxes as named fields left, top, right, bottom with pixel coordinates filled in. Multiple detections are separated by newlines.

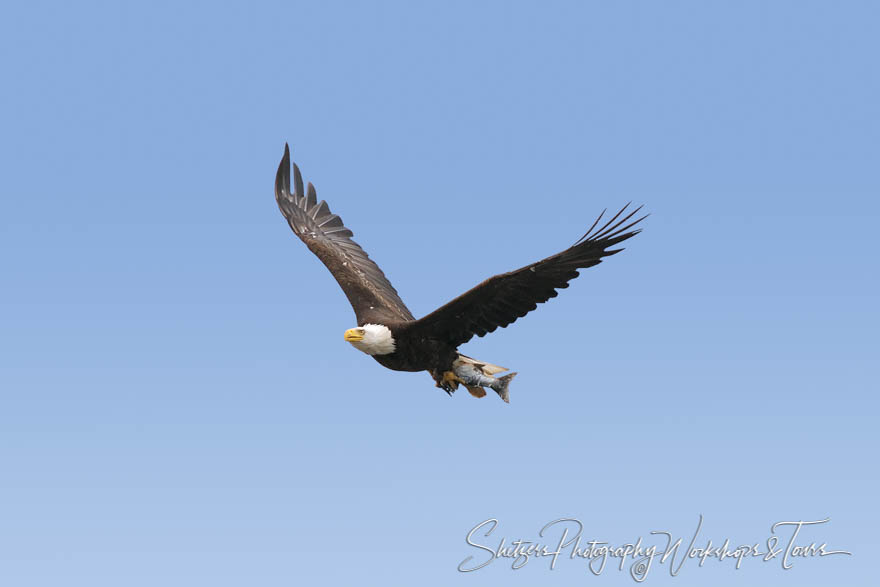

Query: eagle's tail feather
left=456, top=354, right=507, bottom=375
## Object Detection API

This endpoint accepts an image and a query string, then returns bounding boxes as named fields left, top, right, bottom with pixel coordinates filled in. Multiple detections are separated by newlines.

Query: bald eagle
left=275, top=144, right=645, bottom=402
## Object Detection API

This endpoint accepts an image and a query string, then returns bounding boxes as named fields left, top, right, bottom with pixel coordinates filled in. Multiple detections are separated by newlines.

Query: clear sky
left=1, top=1, right=877, bottom=585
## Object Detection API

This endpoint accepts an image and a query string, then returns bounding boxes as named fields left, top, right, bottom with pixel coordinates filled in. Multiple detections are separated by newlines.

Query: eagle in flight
left=275, top=144, right=646, bottom=402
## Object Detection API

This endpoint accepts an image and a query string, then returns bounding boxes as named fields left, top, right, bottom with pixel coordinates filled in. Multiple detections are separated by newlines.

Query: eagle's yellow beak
left=344, top=328, right=364, bottom=342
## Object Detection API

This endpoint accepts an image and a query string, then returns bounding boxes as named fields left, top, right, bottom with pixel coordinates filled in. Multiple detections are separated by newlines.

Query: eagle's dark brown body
left=371, top=323, right=459, bottom=373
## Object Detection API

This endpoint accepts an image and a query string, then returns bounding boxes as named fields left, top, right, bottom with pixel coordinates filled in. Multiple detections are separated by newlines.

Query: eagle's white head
left=343, top=323, right=396, bottom=356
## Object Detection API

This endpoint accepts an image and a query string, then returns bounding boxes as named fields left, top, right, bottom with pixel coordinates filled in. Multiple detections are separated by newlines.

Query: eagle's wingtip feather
left=275, top=143, right=291, bottom=199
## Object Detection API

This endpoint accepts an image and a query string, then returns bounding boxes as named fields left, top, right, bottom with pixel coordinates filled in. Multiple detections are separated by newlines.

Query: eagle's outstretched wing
left=404, top=204, right=646, bottom=346
left=275, top=144, right=414, bottom=324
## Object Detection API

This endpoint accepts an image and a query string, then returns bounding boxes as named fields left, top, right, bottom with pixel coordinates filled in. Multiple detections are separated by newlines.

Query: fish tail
left=491, top=372, right=517, bottom=403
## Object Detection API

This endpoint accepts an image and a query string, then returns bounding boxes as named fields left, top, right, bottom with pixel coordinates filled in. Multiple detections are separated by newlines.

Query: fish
left=452, top=360, right=517, bottom=403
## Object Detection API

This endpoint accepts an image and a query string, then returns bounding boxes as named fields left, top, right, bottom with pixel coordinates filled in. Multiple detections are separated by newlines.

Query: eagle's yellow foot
left=434, top=370, right=461, bottom=395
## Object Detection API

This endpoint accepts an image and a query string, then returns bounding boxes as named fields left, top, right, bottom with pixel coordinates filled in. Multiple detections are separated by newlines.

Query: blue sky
left=1, top=1, right=877, bottom=585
